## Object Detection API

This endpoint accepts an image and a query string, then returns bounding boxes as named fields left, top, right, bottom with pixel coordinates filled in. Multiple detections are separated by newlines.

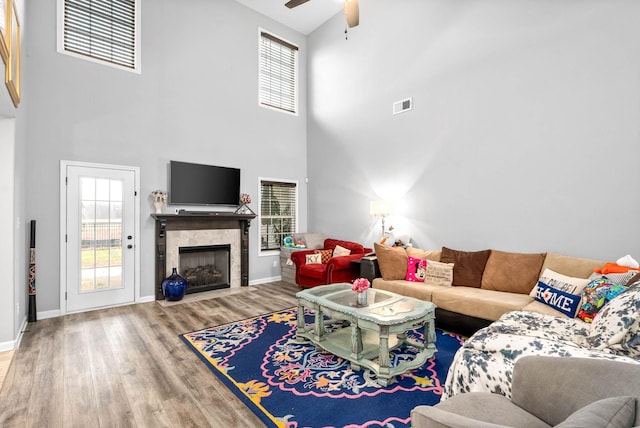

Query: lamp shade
left=370, top=200, right=394, bottom=217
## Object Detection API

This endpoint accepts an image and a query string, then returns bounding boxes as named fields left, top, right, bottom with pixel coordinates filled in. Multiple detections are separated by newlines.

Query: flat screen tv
left=169, top=161, right=240, bottom=206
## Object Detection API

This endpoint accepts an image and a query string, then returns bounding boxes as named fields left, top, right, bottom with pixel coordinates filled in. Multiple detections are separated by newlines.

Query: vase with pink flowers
left=352, top=277, right=371, bottom=306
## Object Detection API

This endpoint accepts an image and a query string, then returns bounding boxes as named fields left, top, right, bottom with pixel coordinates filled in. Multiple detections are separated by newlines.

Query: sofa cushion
left=405, top=256, right=427, bottom=282
left=541, top=253, right=605, bottom=279
left=305, top=253, right=322, bottom=264
left=372, top=278, right=437, bottom=301
left=554, top=396, right=636, bottom=428
left=425, top=260, right=454, bottom=287
left=294, top=232, right=324, bottom=250
left=481, top=250, right=546, bottom=294
left=314, top=249, right=333, bottom=264
left=332, top=244, right=351, bottom=257
left=299, top=263, right=327, bottom=279
left=374, top=243, right=407, bottom=280
left=431, top=286, right=533, bottom=321
left=406, top=247, right=441, bottom=262
left=441, top=247, right=491, bottom=288
left=588, top=281, right=640, bottom=357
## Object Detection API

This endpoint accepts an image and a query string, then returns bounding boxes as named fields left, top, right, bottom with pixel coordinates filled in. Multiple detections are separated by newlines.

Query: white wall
left=307, top=0, right=640, bottom=260
left=24, top=0, right=308, bottom=314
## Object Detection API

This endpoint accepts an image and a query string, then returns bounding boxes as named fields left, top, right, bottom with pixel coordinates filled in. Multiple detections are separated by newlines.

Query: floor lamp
left=370, top=200, right=394, bottom=240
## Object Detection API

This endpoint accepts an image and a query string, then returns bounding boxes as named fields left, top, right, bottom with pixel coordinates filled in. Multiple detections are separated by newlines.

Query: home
left=0, top=0, right=639, bottom=423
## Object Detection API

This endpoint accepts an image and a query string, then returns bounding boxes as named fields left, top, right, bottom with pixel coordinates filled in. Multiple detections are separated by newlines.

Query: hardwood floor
left=0, top=281, right=300, bottom=427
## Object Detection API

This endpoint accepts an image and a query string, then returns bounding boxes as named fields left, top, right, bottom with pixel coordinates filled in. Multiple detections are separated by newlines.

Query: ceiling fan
left=285, top=0, right=360, bottom=28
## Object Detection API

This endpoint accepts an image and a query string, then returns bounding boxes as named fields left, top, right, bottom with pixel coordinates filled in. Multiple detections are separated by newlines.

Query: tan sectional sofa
left=371, top=244, right=609, bottom=336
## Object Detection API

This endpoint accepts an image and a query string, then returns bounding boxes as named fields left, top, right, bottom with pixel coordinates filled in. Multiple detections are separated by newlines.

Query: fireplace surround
left=152, top=212, right=256, bottom=300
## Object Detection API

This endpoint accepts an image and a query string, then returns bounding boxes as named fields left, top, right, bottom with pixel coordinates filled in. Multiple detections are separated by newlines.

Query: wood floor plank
left=0, top=282, right=299, bottom=428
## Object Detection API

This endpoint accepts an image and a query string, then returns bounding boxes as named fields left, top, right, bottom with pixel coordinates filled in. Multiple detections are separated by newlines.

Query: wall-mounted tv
left=169, top=160, right=240, bottom=206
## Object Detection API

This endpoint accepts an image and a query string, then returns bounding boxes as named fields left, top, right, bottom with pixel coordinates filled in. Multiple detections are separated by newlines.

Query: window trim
left=258, top=28, right=299, bottom=116
left=56, top=0, right=142, bottom=74
left=258, top=177, right=299, bottom=256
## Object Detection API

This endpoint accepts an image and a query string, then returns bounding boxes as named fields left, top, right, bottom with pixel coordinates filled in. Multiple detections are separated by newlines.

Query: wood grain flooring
left=0, top=281, right=299, bottom=428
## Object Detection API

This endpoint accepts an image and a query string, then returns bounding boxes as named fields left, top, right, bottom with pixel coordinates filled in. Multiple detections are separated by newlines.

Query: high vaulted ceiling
left=234, top=0, right=344, bottom=35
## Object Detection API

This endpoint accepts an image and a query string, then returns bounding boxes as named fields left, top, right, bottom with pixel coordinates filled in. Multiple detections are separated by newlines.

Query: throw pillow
left=578, top=279, right=627, bottom=323
left=481, top=250, right=546, bottom=294
left=405, top=256, right=427, bottom=282
left=440, top=247, right=491, bottom=288
left=424, top=260, right=454, bottom=287
left=333, top=245, right=351, bottom=257
left=554, top=396, right=636, bottom=428
left=588, top=271, right=640, bottom=287
left=534, top=281, right=582, bottom=318
left=295, top=233, right=324, bottom=250
left=374, top=242, right=408, bottom=281
left=305, top=253, right=322, bottom=265
left=588, top=281, right=640, bottom=356
left=529, top=268, right=591, bottom=298
left=406, top=247, right=441, bottom=262
left=314, top=249, right=333, bottom=264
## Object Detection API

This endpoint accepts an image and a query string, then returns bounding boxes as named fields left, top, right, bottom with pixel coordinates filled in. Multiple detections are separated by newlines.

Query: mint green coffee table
left=295, top=283, right=437, bottom=386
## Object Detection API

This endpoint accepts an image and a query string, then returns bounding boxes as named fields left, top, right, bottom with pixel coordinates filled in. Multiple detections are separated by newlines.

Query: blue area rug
left=180, top=307, right=464, bottom=428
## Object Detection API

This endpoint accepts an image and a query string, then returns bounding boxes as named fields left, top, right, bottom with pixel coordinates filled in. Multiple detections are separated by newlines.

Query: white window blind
left=259, top=31, right=298, bottom=114
left=62, top=0, right=137, bottom=70
left=260, top=180, right=297, bottom=251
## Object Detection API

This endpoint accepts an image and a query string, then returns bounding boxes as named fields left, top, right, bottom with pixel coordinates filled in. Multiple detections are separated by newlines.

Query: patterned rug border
left=179, top=308, right=289, bottom=427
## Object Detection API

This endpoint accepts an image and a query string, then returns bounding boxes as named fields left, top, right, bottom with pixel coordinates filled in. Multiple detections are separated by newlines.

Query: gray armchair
left=412, top=356, right=640, bottom=428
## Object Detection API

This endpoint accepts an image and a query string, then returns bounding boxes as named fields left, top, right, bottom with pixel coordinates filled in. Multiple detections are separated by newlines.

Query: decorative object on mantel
left=162, top=267, right=187, bottom=301
left=151, top=190, right=167, bottom=214
left=234, top=193, right=255, bottom=215
left=352, top=277, right=370, bottom=306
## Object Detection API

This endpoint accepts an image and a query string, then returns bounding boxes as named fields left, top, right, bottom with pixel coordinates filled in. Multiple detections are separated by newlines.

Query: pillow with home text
left=534, top=281, right=582, bottom=318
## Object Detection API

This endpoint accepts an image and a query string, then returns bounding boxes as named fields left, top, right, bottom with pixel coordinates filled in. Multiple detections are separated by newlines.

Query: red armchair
left=290, top=238, right=372, bottom=289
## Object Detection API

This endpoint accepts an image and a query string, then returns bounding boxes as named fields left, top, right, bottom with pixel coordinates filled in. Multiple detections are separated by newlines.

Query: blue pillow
left=534, top=281, right=582, bottom=317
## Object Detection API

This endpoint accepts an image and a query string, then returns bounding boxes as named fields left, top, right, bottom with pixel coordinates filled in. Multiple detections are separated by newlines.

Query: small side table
left=352, top=256, right=380, bottom=282
left=280, top=247, right=306, bottom=285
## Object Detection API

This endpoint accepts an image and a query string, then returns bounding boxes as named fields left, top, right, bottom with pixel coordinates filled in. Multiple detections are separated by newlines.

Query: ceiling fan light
left=344, top=0, right=359, bottom=28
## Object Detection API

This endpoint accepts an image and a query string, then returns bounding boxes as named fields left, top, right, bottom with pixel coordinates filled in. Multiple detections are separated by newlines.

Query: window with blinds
left=259, top=30, right=298, bottom=114
left=260, top=179, right=298, bottom=251
left=59, top=0, right=139, bottom=71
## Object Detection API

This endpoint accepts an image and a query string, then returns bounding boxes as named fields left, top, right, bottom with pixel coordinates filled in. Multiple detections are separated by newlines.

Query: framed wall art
left=5, top=0, right=19, bottom=107
left=0, top=0, right=7, bottom=64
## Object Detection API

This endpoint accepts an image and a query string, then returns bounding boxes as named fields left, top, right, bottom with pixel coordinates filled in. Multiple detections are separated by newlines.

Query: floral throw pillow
left=577, top=278, right=627, bottom=323
left=587, top=281, right=640, bottom=357
left=405, top=256, right=427, bottom=282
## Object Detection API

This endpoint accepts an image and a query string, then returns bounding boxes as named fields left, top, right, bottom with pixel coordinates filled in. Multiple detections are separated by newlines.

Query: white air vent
left=393, top=97, right=412, bottom=115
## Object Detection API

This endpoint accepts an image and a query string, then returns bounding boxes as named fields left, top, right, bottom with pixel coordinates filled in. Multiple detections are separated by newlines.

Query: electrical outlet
left=273, top=260, right=278, bottom=267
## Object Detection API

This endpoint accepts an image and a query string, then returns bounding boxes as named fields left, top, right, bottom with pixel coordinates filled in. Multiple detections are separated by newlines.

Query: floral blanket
left=443, top=281, right=640, bottom=400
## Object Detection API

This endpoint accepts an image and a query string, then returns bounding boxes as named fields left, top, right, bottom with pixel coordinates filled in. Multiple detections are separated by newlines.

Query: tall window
left=59, top=0, right=140, bottom=72
left=259, top=30, right=298, bottom=114
left=260, top=179, right=297, bottom=251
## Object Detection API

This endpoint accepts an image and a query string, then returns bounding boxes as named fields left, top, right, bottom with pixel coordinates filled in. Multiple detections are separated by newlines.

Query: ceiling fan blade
left=285, top=0, right=310, bottom=9
left=344, top=0, right=359, bottom=28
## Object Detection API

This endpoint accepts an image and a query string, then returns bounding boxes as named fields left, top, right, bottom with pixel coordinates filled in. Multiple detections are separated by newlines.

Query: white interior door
left=64, top=163, right=137, bottom=313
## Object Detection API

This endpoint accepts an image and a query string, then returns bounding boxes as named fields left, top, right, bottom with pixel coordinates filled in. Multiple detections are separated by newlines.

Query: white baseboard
left=138, top=295, right=155, bottom=303
left=0, top=316, right=28, bottom=351
left=38, top=309, right=62, bottom=320
left=250, top=275, right=281, bottom=285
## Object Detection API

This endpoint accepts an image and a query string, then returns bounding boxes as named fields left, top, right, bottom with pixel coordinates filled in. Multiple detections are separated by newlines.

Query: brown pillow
left=481, top=250, right=546, bottom=294
left=374, top=243, right=408, bottom=280
left=406, top=247, right=441, bottom=262
left=440, top=247, right=491, bottom=288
